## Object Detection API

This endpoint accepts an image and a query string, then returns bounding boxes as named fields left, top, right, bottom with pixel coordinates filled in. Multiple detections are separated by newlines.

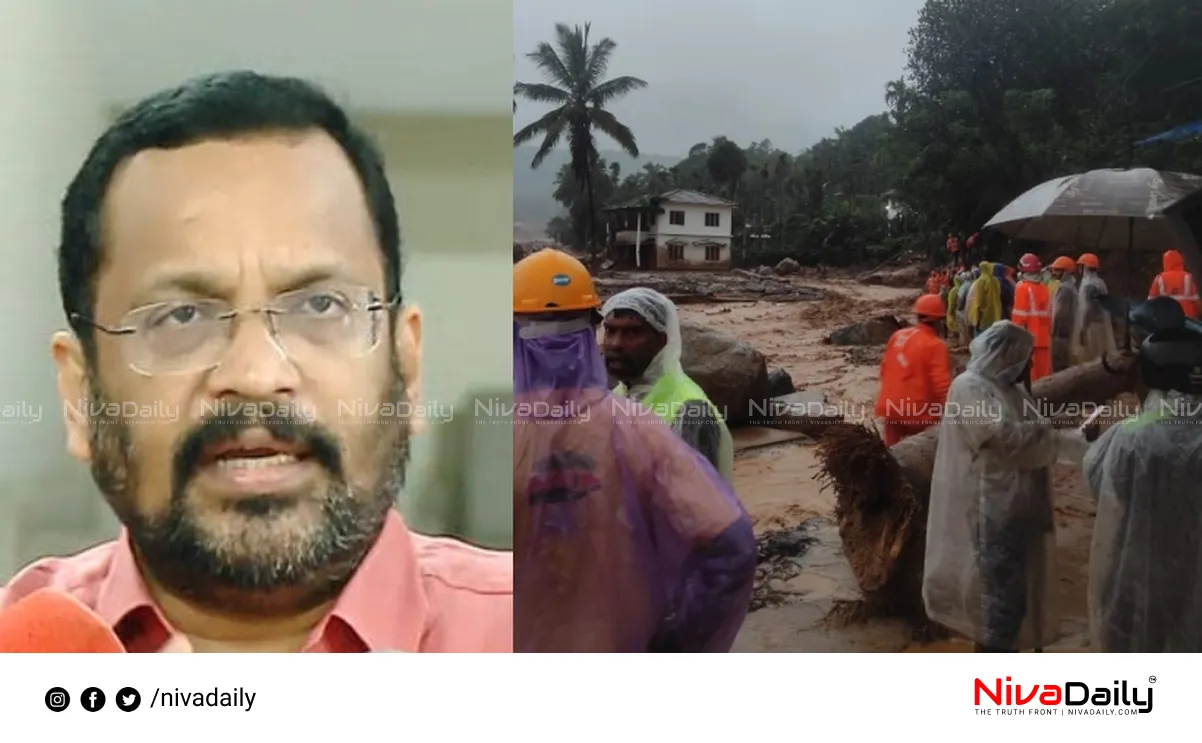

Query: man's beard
left=603, top=352, right=651, bottom=384
left=87, top=365, right=410, bottom=614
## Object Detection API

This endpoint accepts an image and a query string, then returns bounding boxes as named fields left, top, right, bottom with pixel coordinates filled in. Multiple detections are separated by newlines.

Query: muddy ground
left=672, top=273, right=1100, bottom=653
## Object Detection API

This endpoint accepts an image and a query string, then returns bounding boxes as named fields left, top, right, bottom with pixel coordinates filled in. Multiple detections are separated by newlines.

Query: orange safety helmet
left=513, top=249, right=601, bottom=314
left=1050, top=255, right=1077, bottom=272
left=913, top=293, right=946, bottom=319
left=1077, top=253, right=1100, bottom=270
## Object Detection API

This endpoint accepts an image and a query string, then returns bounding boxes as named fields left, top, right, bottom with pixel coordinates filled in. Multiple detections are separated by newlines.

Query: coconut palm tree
left=514, top=22, right=647, bottom=250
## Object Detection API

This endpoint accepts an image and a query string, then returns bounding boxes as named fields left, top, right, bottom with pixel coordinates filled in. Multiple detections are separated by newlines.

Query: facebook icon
left=80, top=687, right=106, bottom=712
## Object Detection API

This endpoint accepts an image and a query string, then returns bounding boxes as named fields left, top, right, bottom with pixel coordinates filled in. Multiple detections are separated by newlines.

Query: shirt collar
left=95, top=509, right=428, bottom=652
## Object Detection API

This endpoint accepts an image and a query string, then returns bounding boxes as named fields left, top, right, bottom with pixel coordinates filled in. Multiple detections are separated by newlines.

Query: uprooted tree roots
left=816, top=423, right=930, bottom=622
left=815, top=355, right=1141, bottom=626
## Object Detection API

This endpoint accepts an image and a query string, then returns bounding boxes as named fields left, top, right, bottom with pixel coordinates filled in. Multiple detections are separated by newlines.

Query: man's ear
left=655, top=330, right=669, bottom=353
left=50, top=331, right=91, bottom=462
left=393, top=305, right=424, bottom=433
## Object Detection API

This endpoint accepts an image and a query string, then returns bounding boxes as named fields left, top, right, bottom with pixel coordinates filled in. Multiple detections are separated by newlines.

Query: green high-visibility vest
left=615, top=371, right=735, bottom=483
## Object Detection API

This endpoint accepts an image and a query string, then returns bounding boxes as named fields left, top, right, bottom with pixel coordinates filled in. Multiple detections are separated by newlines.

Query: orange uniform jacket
left=874, top=324, right=951, bottom=427
left=1012, top=280, right=1052, bottom=347
left=1149, top=252, right=1201, bottom=319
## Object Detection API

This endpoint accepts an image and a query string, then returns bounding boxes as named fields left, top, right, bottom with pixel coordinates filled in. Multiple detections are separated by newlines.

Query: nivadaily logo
left=974, top=676, right=1154, bottom=715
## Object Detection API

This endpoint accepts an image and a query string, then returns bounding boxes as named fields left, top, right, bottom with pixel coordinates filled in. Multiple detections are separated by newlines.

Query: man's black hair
left=58, top=70, right=401, bottom=355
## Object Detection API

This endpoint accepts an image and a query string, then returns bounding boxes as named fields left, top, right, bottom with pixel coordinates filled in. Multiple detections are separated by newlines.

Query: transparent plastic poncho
left=923, top=322, right=1089, bottom=649
left=1083, top=390, right=1202, bottom=651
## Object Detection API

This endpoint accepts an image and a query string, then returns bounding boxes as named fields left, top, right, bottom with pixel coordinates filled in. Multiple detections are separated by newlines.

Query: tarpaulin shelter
left=1136, top=121, right=1202, bottom=148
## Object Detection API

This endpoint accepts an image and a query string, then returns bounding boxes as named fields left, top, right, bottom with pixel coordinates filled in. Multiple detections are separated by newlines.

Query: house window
left=668, top=244, right=684, bottom=261
left=668, top=210, right=685, bottom=226
left=705, top=244, right=722, bottom=261
left=704, top=212, right=721, bottom=228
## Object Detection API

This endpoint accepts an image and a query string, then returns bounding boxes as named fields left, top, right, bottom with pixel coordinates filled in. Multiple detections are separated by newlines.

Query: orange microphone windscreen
left=0, top=588, right=125, bottom=653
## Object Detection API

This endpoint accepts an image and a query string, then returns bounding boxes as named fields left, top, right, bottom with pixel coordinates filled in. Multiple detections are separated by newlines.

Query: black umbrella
left=985, top=168, right=1202, bottom=347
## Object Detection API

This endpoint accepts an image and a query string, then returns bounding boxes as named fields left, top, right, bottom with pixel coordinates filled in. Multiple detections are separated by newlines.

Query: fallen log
left=814, top=353, right=1140, bottom=621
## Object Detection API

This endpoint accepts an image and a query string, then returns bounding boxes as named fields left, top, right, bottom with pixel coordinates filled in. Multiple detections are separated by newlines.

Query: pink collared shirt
left=0, top=510, right=512, bottom=652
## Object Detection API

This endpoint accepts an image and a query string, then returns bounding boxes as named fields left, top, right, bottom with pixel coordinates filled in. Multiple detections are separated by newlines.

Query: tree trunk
left=778, top=181, right=786, bottom=252
left=814, top=354, right=1140, bottom=621
left=584, top=162, right=597, bottom=259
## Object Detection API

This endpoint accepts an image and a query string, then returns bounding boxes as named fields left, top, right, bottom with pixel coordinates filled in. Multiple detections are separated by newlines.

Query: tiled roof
left=605, top=189, right=736, bottom=210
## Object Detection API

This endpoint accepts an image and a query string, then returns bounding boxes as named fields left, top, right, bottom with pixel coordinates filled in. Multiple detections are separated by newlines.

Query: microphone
left=0, top=589, right=125, bottom=653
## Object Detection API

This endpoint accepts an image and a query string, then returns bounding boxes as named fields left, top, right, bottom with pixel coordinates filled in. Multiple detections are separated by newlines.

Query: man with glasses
left=0, top=71, right=512, bottom=652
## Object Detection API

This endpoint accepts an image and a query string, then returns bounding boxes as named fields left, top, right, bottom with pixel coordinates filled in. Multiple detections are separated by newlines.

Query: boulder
left=825, top=315, right=907, bottom=346
left=861, top=265, right=926, bottom=288
left=766, top=368, right=795, bottom=398
left=754, top=265, right=774, bottom=276
left=680, top=321, right=772, bottom=424
left=775, top=257, right=801, bottom=275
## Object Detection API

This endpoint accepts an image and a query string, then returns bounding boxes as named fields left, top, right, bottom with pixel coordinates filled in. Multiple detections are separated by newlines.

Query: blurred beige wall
left=373, top=115, right=514, bottom=549
left=0, top=1, right=512, bottom=581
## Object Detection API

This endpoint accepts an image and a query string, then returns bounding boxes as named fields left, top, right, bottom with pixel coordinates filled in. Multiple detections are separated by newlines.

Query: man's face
left=52, top=132, right=422, bottom=608
left=601, top=310, right=666, bottom=382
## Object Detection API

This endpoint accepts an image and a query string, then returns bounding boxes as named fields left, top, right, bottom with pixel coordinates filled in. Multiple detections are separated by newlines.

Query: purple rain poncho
left=513, top=318, right=755, bottom=652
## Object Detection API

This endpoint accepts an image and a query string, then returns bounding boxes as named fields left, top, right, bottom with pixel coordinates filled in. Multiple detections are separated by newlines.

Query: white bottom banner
left=0, top=653, right=1179, bottom=739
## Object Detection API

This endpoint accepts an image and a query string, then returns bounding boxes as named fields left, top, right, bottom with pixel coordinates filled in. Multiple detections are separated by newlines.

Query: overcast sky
left=514, top=0, right=926, bottom=157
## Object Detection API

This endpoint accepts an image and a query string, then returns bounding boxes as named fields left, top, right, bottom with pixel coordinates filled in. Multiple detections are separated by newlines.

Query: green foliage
left=889, top=0, right=1202, bottom=236
left=535, top=0, right=1202, bottom=266
left=706, top=138, right=749, bottom=197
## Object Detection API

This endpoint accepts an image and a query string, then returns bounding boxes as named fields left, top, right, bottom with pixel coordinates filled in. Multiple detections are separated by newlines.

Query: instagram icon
left=44, top=687, right=70, bottom=711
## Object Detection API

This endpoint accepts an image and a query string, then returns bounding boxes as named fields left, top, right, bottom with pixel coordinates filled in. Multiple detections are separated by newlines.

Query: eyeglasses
left=73, top=285, right=400, bottom=376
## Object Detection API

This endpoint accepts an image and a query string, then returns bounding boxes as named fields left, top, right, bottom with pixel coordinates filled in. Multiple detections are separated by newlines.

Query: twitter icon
left=116, top=687, right=141, bottom=712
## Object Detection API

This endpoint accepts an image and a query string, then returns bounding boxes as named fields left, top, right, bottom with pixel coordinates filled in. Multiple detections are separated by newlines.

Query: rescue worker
left=967, top=261, right=1003, bottom=337
left=1148, top=249, right=1201, bottom=319
left=955, top=270, right=974, bottom=344
left=1011, top=253, right=1053, bottom=381
left=601, top=287, right=734, bottom=482
left=965, top=232, right=980, bottom=267
left=925, top=270, right=942, bottom=296
left=961, top=266, right=982, bottom=338
left=923, top=321, right=1091, bottom=652
left=946, top=233, right=960, bottom=263
left=1083, top=318, right=1202, bottom=652
left=874, top=294, right=952, bottom=446
left=946, top=272, right=965, bottom=339
left=999, top=264, right=1016, bottom=319
left=513, top=249, right=756, bottom=652
left=1073, top=252, right=1116, bottom=364
left=1048, top=256, right=1079, bottom=373
left=1046, top=255, right=1074, bottom=296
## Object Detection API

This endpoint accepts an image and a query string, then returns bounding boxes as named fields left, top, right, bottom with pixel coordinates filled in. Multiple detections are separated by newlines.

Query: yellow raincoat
left=946, top=274, right=963, bottom=333
left=967, top=261, right=1003, bottom=332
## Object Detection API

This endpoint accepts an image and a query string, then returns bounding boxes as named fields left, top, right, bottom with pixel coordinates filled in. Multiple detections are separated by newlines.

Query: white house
left=606, top=189, right=736, bottom=270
